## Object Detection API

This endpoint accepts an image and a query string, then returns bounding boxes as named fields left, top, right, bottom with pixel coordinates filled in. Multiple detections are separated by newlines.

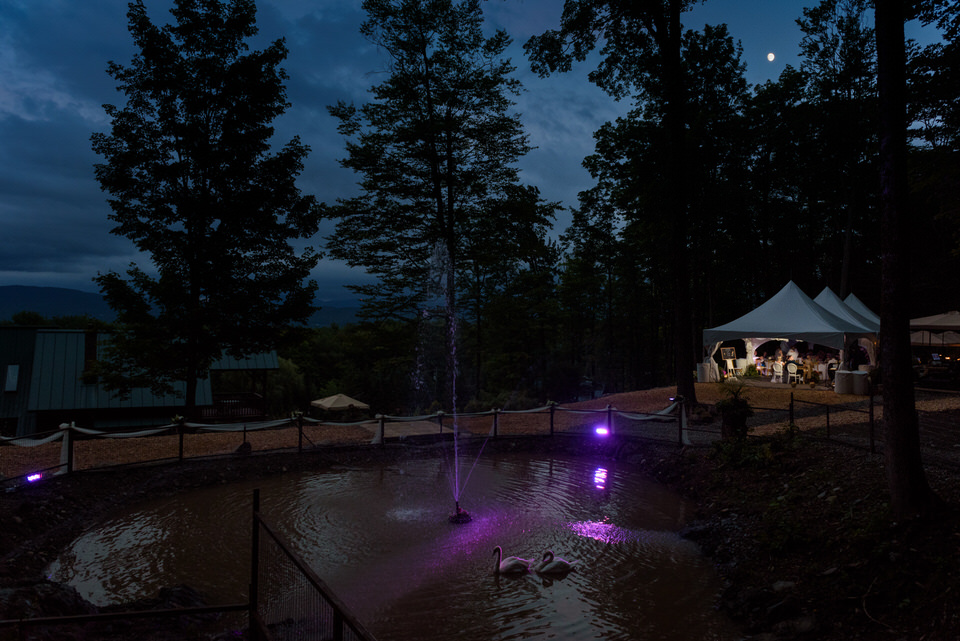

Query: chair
left=787, top=362, right=803, bottom=384
left=771, top=362, right=784, bottom=383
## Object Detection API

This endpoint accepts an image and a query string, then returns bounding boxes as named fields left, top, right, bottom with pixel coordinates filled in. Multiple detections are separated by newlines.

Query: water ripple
left=48, top=452, right=739, bottom=640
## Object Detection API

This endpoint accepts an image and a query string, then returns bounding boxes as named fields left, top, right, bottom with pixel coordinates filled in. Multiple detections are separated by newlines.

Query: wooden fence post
left=296, top=414, right=303, bottom=454
left=549, top=402, right=555, bottom=437
left=59, top=422, right=74, bottom=474
left=607, top=404, right=613, bottom=436
left=677, top=396, right=683, bottom=447
left=378, top=414, right=385, bottom=446
left=493, top=409, right=499, bottom=439
left=437, top=411, right=444, bottom=435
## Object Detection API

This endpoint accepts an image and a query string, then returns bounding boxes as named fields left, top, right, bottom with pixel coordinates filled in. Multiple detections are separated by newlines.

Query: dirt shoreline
left=2, top=385, right=960, bottom=640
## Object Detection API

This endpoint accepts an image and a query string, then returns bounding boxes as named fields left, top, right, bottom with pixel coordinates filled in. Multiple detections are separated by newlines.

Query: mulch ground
left=2, top=382, right=960, bottom=640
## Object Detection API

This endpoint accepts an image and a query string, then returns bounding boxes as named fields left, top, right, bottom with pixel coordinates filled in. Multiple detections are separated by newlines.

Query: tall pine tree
left=91, top=0, right=321, bottom=416
left=326, top=0, right=552, bottom=410
left=526, top=0, right=700, bottom=404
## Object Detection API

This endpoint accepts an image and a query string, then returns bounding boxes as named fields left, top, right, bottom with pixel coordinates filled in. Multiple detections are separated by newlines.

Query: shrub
left=715, top=379, right=754, bottom=441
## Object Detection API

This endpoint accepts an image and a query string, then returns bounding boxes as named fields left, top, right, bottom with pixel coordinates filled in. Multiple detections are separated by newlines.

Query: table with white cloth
left=835, top=370, right=853, bottom=394
left=698, top=361, right=720, bottom=382
left=815, top=363, right=829, bottom=383
left=851, top=371, right=870, bottom=395
left=835, top=370, right=870, bottom=395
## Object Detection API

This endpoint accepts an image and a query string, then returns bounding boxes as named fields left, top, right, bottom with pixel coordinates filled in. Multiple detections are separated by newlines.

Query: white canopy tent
left=844, top=292, right=880, bottom=326
left=814, top=287, right=879, bottom=365
left=911, top=330, right=960, bottom=346
left=703, top=281, right=872, bottom=351
left=910, top=310, right=960, bottom=331
left=700, top=282, right=878, bottom=382
left=910, top=310, right=960, bottom=347
left=815, top=287, right=880, bottom=333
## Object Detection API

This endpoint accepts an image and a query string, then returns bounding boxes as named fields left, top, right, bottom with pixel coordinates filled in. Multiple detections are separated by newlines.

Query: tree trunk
left=662, top=0, right=697, bottom=405
left=875, top=0, right=937, bottom=519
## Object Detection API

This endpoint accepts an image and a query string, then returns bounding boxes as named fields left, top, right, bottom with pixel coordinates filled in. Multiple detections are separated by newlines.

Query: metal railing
left=251, top=489, right=376, bottom=641
left=0, top=490, right=377, bottom=641
left=791, top=392, right=877, bottom=451
left=0, top=602, right=250, bottom=641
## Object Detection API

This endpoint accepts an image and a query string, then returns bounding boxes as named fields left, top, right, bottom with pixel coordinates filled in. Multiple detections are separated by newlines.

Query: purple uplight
left=26, top=472, right=42, bottom=483
left=595, top=425, right=610, bottom=436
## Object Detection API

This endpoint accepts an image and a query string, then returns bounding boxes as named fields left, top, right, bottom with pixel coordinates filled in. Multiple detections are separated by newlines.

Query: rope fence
left=5, top=389, right=955, bottom=488
left=0, top=401, right=703, bottom=488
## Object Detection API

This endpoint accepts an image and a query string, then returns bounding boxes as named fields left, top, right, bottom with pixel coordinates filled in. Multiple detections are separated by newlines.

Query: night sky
left=0, top=1, right=928, bottom=303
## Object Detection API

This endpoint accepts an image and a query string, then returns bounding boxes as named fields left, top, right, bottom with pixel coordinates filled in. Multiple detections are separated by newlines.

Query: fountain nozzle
left=448, top=500, right=472, bottom=524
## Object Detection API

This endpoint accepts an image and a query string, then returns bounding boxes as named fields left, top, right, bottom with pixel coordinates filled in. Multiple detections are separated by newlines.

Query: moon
left=767, top=52, right=775, bottom=62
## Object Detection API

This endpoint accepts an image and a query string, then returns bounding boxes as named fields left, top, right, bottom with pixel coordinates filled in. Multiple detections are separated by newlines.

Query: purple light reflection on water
left=26, top=472, right=43, bottom=483
left=594, top=425, right=610, bottom=436
left=594, top=467, right=608, bottom=489
left=48, top=453, right=739, bottom=640
left=566, top=518, right=636, bottom=544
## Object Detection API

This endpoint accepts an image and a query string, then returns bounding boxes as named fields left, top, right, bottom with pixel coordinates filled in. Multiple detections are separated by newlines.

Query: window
left=4, top=364, right=19, bottom=392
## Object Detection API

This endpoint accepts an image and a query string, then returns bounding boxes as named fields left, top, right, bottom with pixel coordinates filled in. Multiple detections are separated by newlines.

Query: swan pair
left=492, top=546, right=578, bottom=575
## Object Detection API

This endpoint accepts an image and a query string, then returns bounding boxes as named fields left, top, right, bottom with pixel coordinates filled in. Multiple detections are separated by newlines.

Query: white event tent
left=815, top=287, right=880, bottom=333
left=910, top=310, right=960, bottom=346
left=702, top=282, right=877, bottom=379
left=844, top=292, right=880, bottom=327
left=814, top=287, right=879, bottom=365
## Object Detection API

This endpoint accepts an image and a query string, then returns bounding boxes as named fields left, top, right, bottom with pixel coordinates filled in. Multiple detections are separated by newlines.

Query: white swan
left=493, top=546, right=532, bottom=575
left=535, top=550, right=578, bottom=575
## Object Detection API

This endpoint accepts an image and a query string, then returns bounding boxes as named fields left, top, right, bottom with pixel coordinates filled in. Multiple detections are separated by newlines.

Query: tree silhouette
left=91, top=0, right=321, bottom=415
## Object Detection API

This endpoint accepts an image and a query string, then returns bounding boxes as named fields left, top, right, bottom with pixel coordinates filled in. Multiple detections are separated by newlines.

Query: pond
left=48, top=450, right=740, bottom=640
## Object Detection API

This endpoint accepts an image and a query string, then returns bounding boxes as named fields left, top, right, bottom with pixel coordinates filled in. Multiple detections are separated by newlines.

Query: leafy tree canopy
left=91, top=0, right=321, bottom=407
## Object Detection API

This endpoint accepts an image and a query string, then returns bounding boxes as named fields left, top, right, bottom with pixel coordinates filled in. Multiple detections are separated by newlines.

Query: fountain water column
left=426, top=239, right=477, bottom=524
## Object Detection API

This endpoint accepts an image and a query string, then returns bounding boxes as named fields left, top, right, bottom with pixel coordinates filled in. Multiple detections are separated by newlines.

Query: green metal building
left=0, top=328, right=277, bottom=436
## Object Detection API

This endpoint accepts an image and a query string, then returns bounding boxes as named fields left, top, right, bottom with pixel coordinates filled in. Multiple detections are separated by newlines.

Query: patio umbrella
left=310, top=393, right=370, bottom=411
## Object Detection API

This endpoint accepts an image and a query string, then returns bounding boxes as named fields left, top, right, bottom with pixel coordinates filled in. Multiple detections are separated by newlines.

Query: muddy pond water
left=48, top=450, right=740, bottom=640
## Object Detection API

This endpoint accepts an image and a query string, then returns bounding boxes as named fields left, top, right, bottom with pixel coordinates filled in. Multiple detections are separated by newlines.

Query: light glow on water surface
left=47, top=453, right=740, bottom=641
left=594, top=466, right=608, bottom=489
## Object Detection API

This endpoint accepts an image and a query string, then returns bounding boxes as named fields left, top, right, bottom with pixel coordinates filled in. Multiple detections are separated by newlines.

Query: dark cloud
left=1, top=0, right=837, bottom=299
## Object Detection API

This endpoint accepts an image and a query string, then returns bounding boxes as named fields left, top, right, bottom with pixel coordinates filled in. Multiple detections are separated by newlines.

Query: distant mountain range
left=0, top=285, right=359, bottom=327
